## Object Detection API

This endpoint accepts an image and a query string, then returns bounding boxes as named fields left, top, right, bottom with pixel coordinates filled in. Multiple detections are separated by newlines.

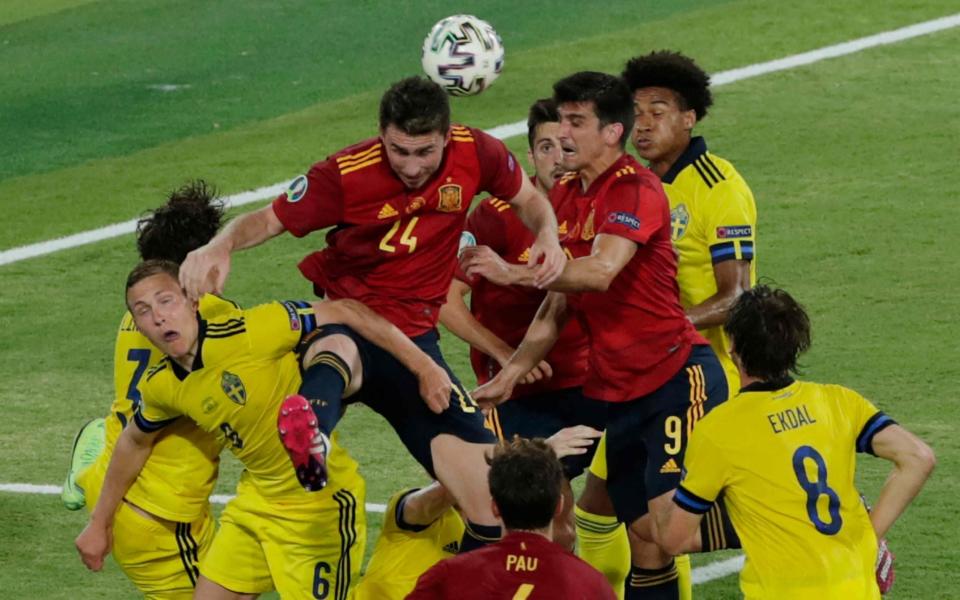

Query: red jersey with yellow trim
left=551, top=154, right=708, bottom=402
left=462, top=193, right=588, bottom=398
left=272, top=125, right=524, bottom=336
left=408, top=531, right=616, bottom=599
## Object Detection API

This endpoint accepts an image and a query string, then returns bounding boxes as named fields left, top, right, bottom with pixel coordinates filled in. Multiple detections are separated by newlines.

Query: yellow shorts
left=587, top=430, right=608, bottom=480
left=202, top=478, right=367, bottom=600
left=79, top=465, right=215, bottom=599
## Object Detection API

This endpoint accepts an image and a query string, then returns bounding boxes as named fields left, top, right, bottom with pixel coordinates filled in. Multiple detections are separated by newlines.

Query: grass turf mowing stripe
left=2, top=11, right=957, bottom=267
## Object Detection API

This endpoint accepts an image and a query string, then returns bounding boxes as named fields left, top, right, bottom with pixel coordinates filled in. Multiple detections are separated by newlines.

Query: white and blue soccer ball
left=421, top=15, right=505, bottom=97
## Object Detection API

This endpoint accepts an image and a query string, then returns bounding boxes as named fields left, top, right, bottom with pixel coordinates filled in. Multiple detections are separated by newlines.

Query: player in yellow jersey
left=76, top=260, right=450, bottom=598
left=66, top=182, right=231, bottom=598
left=660, top=285, right=935, bottom=598
left=575, top=52, right=756, bottom=598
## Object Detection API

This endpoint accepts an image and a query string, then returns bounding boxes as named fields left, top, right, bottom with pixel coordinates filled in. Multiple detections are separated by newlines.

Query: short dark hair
left=552, top=71, right=634, bottom=149
left=724, top=285, right=812, bottom=382
left=622, top=51, right=713, bottom=121
left=526, top=97, right=559, bottom=150
left=487, top=437, right=563, bottom=531
left=136, top=180, right=225, bottom=264
left=125, top=259, right=181, bottom=304
left=379, top=76, right=450, bottom=135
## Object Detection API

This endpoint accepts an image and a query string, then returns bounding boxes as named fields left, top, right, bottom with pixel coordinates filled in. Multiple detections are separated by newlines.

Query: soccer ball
left=421, top=15, right=504, bottom=97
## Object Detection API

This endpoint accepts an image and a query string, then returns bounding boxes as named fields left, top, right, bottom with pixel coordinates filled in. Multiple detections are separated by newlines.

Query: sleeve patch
left=715, top=225, right=752, bottom=239
left=282, top=300, right=317, bottom=335
left=607, top=211, right=642, bottom=230
left=285, top=175, right=308, bottom=203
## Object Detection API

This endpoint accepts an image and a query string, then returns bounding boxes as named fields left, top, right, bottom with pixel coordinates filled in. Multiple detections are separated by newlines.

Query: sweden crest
left=221, top=371, right=246, bottom=406
left=670, top=203, right=690, bottom=241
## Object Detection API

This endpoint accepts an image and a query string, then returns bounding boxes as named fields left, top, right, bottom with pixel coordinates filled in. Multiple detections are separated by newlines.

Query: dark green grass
left=1, top=1, right=958, bottom=598
left=0, top=0, right=715, bottom=182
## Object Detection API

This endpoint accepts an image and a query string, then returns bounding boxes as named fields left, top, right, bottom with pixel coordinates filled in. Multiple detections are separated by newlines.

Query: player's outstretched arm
left=867, top=424, right=936, bottom=539
left=472, top=291, right=566, bottom=407
left=75, top=423, right=160, bottom=571
left=506, top=175, right=565, bottom=288
left=546, top=425, right=603, bottom=458
left=179, top=205, right=286, bottom=299
left=438, top=279, right=552, bottom=384
left=312, top=299, right=453, bottom=414
left=686, top=259, right=751, bottom=329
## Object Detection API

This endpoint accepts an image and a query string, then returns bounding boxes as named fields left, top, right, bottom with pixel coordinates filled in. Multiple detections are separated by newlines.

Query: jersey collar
left=661, top=136, right=708, bottom=185
left=740, top=376, right=795, bottom=393
left=168, top=316, right=206, bottom=381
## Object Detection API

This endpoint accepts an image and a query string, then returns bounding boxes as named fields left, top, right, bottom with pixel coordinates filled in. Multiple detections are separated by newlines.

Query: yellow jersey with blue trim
left=661, top=137, right=757, bottom=391
left=135, top=300, right=360, bottom=504
left=675, top=379, right=894, bottom=599
left=86, top=294, right=234, bottom=522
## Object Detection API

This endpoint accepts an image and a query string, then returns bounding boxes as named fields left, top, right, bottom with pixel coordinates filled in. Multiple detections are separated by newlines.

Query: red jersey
left=462, top=194, right=588, bottom=398
left=551, top=154, right=708, bottom=402
left=408, top=531, right=616, bottom=600
left=272, top=125, right=524, bottom=336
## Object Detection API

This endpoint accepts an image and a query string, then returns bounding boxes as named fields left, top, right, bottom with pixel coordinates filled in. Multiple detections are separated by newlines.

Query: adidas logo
left=558, top=220, right=567, bottom=235
left=517, top=248, right=530, bottom=263
left=442, top=541, right=460, bottom=554
left=378, top=203, right=399, bottom=219
left=660, top=458, right=681, bottom=474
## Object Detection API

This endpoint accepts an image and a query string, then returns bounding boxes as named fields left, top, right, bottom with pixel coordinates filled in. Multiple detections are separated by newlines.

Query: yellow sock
left=676, top=553, right=692, bottom=600
left=575, top=505, right=630, bottom=600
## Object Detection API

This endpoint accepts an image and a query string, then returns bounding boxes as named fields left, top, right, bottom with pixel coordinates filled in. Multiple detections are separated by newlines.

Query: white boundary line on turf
left=2, top=11, right=958, bottom=267
left=0, top=482, right=743, bottom=584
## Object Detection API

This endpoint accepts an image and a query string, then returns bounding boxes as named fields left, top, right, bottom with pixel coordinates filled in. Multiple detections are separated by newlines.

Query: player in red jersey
left=179, top=77, right=566, bottom=551
left=465, top=72, right=729, bottom=599
left=408, top=437, right=616, bottom=599
left=439, top=97, right=603, bottom=550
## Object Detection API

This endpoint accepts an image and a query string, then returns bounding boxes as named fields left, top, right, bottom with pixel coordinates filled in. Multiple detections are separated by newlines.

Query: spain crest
left=670, top=203, right=690, bottom=241
left=220, top=371, right=246, bottom=406
left=437, top=184, right=463, bottom=212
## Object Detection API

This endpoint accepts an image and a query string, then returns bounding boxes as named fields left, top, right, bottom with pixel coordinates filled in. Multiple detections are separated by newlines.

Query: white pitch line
left=0, top=481, right=387, bottom=513
left=2, top=12, right=958, bottom=267
left=1, top=481, right=740, bottom=584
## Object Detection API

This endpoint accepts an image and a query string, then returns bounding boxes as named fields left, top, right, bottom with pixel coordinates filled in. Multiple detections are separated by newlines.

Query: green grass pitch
left=1, top=1, right=958, bottom=598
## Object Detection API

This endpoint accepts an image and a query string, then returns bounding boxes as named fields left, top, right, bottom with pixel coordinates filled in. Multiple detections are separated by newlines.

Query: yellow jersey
left=675, top=379, right=895, bottom=599
left=354, top=488, right=465, bottom=600
left=662, top=137, right=757, bottom=391
left=136, top=300, right=360, bottom=504
left=84, top=295, right=233, bottom=522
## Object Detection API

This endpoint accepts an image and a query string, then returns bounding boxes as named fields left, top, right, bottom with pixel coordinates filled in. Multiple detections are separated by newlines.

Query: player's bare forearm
left=539, top=234, right=637, bottom=293
left=89, top=425, right=157, bottom=527
left=507, top=176, right=564, bottom=286
left=213, top=204, right=286, bottom=252
left=438, top=280, right=513, bottom=365
left=399, top=482, right=456, bottom=526
left=869, top=425, right=936, bottom=538
left=503, top=292, right=566, bottom=378
left=686, top=259, right=751, bottom=329
left=654, top=504, right=703, bottom=556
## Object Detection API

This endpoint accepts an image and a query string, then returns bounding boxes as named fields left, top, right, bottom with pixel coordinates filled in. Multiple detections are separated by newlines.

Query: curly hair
left=622, top=51, right=713, bottom=121
left=136, top=179, right=225, bottom=264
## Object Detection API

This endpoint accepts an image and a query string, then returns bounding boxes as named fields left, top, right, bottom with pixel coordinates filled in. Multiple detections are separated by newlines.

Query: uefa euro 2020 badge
left=286, top=175, right=308, bottom=203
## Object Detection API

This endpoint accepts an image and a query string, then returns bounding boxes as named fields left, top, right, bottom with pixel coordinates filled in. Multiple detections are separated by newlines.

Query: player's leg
left=199, top=493, right=276, bottom=599
left=624, top=345, right=731, bottom=599
left=278, top=325, right=365, bottom=491
left=110, top=503, right=217, bottom=599
left=266, top=481, right=367, bottom=600
left=431, top=434, right=500, bottom=550
left=576, top=435, right=630, bottom=600
left=62, top=417, right=106, bottom=510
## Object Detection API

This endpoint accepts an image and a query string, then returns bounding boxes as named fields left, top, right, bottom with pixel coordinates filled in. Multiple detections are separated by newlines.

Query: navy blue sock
left=459, top=521, right=502, bottom=553
left=299, top=351, right=350, bottom=436
left=626, top=560, right=679, bottom=600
